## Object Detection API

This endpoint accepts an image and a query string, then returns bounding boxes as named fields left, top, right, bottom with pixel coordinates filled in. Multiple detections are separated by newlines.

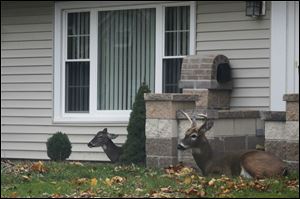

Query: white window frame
left=53, top=1, right=196, bottom=123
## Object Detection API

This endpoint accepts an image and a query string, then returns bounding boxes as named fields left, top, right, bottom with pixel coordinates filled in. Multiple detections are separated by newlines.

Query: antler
left=197, top=113, right=214, bottom=134
left=180, top=110, right=193, bottom=124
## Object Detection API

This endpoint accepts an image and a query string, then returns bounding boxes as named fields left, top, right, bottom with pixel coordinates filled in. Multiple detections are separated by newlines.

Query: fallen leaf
left=208, top=178, right=216, bottom=186
left=74, top=178, right=88, bottom=185
left=160, top=186, right=172, bottom=193
left=135, top=188, right=144, bottom=192
left=222, top=188, right=231, bottom=194
left=90, top=178, right=98, bottom=186
left=111, top=176, right=126, bottom=184
left=49, top=193, right=62, bottom=198
left=69, top=161, right=84, bottom=166
left=198, top=189, right=206, bottom=197
left=79, top=188, right=96, bottom=198
left=105, top=178, right=112, bottom=187
left=31, top=161, right=47, bottom=173
left=183, top=176, right=192, bottom=184
left=10, top=192, right=18, bottom=198
left=21, top=175, right=31, bottom=181
left=184, top=187, right=198, bottom=195
left=151, top=192, right=172, bottom=198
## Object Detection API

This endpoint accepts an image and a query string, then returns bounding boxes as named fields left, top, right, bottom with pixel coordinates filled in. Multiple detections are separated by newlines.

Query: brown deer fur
left=178, top=111, right=288, bottom=179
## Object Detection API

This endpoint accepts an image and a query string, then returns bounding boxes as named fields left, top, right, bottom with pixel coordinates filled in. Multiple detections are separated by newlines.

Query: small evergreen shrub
left=119, top=83, right=151, bottom=164
left=46, top=132, right=72, bottom=161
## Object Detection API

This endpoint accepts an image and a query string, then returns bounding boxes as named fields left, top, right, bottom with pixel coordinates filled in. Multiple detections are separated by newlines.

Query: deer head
left=177, top=111, right=214, bottom=150
left=88, top=128, right=119, bottom=148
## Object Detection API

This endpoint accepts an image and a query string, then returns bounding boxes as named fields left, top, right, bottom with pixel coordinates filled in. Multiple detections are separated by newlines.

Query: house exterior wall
left=197, top=1, right=271, bottom=110
left=2, top=1, right=272, bottom=161
left=1, top=1, right=127, bottom=161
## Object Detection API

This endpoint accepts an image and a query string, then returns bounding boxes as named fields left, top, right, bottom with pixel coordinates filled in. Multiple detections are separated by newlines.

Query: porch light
left=246, top=1, right=266, bottom=18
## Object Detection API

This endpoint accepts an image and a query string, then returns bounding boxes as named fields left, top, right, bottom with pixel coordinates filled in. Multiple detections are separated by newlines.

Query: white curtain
left=97, top=8, right=156, bottom=110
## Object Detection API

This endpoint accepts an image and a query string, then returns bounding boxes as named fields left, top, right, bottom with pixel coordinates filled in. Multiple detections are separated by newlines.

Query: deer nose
left=87, top=142, right=93, bottom=148
left=177, top=144, right=186, bottom=150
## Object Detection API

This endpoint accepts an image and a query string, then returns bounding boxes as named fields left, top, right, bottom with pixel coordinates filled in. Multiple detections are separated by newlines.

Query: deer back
left=240, top=150, right=288, bottom=179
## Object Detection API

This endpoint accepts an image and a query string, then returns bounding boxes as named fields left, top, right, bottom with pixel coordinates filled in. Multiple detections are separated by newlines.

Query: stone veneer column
left=265, top=94, right=299, bottom=170
left=144, top=93, right=197, bottom=168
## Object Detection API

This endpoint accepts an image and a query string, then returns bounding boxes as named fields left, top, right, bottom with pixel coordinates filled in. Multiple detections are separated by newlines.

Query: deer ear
left=108, top=133, right=118, bottom=139
left=198, top=120, right=214, bottom=134
left=103, top=128, right=107, bottom=132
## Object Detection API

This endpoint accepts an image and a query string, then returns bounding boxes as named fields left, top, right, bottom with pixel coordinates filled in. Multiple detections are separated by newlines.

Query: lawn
left=1, top=160, right=299, bottom=198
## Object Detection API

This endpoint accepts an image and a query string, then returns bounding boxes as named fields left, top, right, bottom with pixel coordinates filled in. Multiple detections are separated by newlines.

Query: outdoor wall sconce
left=246, top=1, right=266, bottom=18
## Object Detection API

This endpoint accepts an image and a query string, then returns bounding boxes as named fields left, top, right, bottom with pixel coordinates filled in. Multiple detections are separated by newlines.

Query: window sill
left=53, top=110, right=131, bottom=125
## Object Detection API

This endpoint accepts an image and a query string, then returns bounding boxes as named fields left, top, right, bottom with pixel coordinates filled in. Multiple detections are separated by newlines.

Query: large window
left=97, top=9, right=156, bottom=110
left=54, top=2, right=195, bottom=122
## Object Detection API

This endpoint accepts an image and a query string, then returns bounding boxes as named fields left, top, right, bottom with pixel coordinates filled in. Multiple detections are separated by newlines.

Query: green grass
left=1, top=160, right=299, bottom=198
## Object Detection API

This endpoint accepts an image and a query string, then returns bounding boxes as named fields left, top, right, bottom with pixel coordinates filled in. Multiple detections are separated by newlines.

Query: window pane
left=65, top=62, right=89, bottom=112
left=178, top=32, right=189, bottom=55
left=163, top=58, right=183, bottom=93
left=164, top=6, right=190, bottom=56
left=165, top=32, right=177, bottom=56
left=97, top=8, right=156, bottom=110
left=67, top=12, right=90, bottom=59
left=165, top=7, right=177, bottom=31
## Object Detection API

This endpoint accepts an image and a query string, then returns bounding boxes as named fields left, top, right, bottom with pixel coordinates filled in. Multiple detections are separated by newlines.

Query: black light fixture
left=246, top=1, right=266, bottom=18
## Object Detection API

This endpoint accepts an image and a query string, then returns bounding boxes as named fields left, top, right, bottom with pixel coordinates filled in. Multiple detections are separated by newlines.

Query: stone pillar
left=265, top=94, right=299, bottom=171
left=144, top=93, right=197, bottom=168
left=283, top=94, right=299, bottom=170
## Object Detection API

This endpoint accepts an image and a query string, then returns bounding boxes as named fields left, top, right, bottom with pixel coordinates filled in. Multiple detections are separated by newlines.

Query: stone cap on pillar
left=283, top=94, right=299, bottom=102
left=144, top=93, right=199, bottom=102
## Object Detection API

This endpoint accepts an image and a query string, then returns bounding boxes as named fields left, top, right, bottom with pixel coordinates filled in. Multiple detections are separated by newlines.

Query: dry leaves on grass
left=69, top=161, right=84, bottom=166
left=149, top=186, right=173, bottom=198
left=47, top=188, right=99, bottom=198
left=73, top=178, right=89, bottom=186
left=286, top=179, right=299, bottom=191
left=90, top=178, right=98, bottom=186
left=31, top=161, right=48, bottom=173
left=104, top=176, right=126, bottom=187
left=164, top=163, right=195, bottom=177
left=1, top=160, right=48, bottom=175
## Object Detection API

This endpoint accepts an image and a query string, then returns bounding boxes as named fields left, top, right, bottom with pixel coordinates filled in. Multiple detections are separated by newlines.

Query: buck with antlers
left=178, top=111, right=288, bottom=179
left=87, top=128, right=122, bottom=163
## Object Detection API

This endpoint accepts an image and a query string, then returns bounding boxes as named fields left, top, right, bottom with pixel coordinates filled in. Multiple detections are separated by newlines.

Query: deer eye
left=191, top=134, right=198, bottom=139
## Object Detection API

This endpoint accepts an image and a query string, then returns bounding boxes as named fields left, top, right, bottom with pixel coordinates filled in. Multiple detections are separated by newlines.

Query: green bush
left=46, top=132, right=72, bottom=161
left=119, top=83, right=151, bottom=164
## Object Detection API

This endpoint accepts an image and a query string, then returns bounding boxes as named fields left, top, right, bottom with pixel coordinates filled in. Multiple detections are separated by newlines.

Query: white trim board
left=270, top=1, right=299, bottom=111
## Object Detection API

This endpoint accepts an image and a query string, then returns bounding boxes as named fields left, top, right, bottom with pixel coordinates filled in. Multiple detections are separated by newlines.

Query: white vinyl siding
left=2, top=1, right=273, bottom=161
left=196, top=1, right=271, bottom=110
left=1, top=1, right=127, bottom=161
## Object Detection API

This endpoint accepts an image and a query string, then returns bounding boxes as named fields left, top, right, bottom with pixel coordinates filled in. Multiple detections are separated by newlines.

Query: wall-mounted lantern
left=246, top=1, right=266, bottom=18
